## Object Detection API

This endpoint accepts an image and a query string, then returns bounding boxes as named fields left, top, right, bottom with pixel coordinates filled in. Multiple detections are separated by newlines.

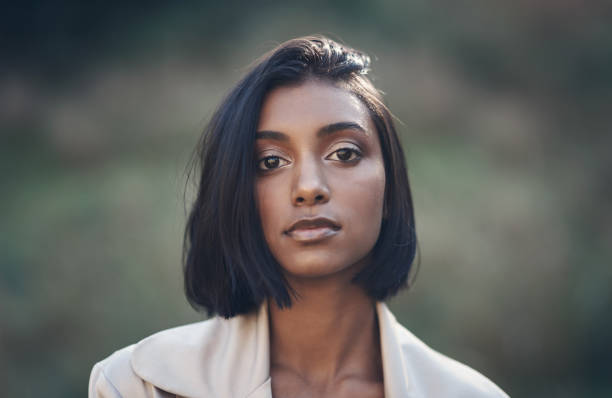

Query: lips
left=285, top=217, right=341, bottom=243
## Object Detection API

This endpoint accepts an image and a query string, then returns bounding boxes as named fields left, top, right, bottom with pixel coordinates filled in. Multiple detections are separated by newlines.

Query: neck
left=268, top=276, right=382, bottom=386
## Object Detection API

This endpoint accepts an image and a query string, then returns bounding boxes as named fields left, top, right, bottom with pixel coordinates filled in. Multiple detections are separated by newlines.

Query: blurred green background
left=2, top=1, right=611, bottom=397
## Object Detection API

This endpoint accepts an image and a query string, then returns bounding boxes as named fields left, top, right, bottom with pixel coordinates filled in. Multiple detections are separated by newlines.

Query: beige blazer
left=89, top=302, right=508, bottom=398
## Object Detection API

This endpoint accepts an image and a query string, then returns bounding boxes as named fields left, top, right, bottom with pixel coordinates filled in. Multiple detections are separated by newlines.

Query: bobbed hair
left=184, top=35, right=417, bottom=318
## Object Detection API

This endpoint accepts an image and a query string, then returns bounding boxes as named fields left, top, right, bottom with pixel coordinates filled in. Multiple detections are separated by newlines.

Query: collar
left=131, top=302, right=412, bottom=398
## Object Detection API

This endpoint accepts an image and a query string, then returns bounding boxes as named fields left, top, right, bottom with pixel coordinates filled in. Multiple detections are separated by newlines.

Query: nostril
left=296, top=197, right=304, bottom=203
left=315, top=194, right=324, bottom=202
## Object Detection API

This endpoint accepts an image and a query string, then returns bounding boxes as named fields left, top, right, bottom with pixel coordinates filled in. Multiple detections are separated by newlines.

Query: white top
left=89, top=301, right=509, bottom=397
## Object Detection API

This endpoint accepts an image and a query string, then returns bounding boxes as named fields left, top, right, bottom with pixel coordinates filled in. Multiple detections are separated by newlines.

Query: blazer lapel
left=245, top=377, right=272, bottom=398
left=377, top=302, right=414, bottom=398
left=131, top=303, right=272, bottom=398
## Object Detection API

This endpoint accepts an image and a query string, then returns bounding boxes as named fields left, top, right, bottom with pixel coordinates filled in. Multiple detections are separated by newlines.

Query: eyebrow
left=256, top=121, right=367, bottom=141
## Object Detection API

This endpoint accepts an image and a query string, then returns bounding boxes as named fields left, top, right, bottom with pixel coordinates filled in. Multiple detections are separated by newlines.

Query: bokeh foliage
left=2, top=1, right=611, bottom=397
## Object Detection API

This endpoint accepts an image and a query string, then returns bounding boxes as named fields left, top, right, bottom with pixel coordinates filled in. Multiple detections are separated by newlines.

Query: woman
left=89, top=36, right=509, bottom=398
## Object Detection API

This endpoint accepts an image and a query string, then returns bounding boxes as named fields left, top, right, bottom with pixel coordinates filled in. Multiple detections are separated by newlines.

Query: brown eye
left=336, top=148, right=353, bottom=161
left=257, top=155, right=289, bottom=171
left=265, top=157, right=279, bottom=168
left=327, top=147, right=362, bottom=162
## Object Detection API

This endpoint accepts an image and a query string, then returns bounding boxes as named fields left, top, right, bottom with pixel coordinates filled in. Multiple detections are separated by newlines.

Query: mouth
left=285, top=217, right=341, bottom=243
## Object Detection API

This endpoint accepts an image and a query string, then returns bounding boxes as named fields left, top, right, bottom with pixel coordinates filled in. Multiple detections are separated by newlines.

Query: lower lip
left=286, top=227, right=339, bottom=243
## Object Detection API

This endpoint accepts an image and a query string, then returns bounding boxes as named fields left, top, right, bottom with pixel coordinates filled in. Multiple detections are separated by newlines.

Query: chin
left=279, top=252, right=366, bottom=280
left=286, top=265, right=346, bottom=279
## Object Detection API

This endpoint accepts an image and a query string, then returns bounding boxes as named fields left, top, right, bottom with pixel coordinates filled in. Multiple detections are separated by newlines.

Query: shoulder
left=88, top=306, right=271, bottom=398
left=376, top=302, right=508, bottom=398
left=393, top=320, right=509, bottom=397
left=88, top=319, right=222, bottom=398
left=89, top=344, right=143, bottom=398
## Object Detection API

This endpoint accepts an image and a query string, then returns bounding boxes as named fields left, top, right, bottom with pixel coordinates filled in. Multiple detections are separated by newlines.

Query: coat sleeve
left=88, top=345, right=154, bottom=398
left=89, top=362, right=123, bottom=398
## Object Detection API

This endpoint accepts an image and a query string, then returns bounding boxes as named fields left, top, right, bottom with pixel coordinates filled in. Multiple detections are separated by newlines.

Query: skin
left=255, top=79, right=386, bottom=398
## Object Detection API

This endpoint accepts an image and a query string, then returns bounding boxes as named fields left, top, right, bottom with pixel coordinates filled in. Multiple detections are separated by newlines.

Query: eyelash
left=256, top=147, right=363, bottom=172
left=327, top=147, right=362, bottom=162
left=257, top=155, right=289, bottom=171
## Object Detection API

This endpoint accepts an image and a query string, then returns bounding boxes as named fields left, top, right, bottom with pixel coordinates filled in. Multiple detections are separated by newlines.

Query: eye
left=327, top=147, right=362, bottom=162
left=257, top=155, right=289, bottom=171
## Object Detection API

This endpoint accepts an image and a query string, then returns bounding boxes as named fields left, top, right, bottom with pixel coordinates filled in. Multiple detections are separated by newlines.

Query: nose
left=291, top=155, right=330, bottom=206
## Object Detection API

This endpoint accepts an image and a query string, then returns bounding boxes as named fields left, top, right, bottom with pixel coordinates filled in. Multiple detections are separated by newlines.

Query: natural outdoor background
left=2, top=1, right=611, bottom=397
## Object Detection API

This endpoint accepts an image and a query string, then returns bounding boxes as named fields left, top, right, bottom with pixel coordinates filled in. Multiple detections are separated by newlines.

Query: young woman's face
left=255, top=79, right=386, bottom=280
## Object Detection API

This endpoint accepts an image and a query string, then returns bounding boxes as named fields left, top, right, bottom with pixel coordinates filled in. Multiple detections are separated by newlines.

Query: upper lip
left=286, top=217, right=341, bottom=233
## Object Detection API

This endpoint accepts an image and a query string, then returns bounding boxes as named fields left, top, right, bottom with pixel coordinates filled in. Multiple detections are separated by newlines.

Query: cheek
left=334, top=161, right=386, bottom=243
left=255, top=179, right=285, bottom=242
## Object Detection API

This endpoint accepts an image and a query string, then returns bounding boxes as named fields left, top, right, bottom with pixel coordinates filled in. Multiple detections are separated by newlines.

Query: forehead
left=257, top=80, right=372, bottom=131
